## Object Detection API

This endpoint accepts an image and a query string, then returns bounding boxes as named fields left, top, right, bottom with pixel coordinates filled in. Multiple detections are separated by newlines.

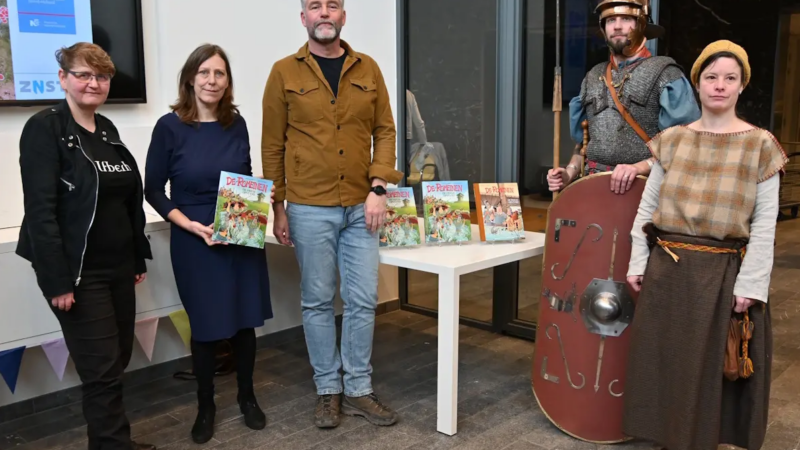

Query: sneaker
left=314, top=394, right=341, bottom=428
left=342, top=393, right=398, bottom=426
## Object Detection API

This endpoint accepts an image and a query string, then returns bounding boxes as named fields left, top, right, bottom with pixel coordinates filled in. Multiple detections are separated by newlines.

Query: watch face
left=373, top=186, right=387, bottom=195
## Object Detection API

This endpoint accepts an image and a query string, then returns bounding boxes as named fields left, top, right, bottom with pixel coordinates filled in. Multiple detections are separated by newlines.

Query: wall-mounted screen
left=0, top=0, right=146, bottom=106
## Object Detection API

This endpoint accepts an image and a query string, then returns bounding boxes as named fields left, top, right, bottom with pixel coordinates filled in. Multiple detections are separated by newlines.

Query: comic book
left=211, top=172, right=272, bottom=249
left=421, top=181, right=472, bottom=244
left=379, top=187, right=421, bottom=247
left=474, top=183, right=525, bottom=242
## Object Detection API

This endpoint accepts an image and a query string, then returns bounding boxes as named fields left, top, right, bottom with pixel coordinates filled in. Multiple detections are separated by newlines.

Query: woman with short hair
left=17, top=42, right=154, bottom=450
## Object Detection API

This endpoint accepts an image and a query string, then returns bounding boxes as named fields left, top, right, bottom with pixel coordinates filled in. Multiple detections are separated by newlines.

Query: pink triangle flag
left=134, top=317, right=159, bottom=361
left=41, top=338, right=70, bottom=381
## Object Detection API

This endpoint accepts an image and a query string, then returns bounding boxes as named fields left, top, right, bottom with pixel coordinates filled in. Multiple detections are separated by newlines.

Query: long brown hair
left=170, top=44, right=239, bottom=128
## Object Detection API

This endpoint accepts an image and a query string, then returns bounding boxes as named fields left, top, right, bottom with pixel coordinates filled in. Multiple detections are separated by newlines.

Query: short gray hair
left=301, top=0, right=344, bottom=10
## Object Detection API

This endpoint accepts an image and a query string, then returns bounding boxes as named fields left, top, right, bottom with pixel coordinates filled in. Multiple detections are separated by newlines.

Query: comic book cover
left=421, top=181, right=472, bottom=244
left=379, top=187, right=421, bottom=247
left=212, top=172, right=272, bottom=249
left=474, top=183, right=525, bottom=242
left=0, top=0, right=15, bottom=101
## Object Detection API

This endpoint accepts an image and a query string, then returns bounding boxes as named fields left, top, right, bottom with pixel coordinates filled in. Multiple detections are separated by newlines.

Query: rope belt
left=655, top=237, right=754, bottom=379
left=656, top=238, right=747, bottom=263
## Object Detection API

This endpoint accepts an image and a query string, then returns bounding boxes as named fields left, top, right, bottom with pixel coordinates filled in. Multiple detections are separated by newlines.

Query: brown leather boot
left=314, top=394, right=342, bottom=428
left=342, top=393, right=398, bottom=426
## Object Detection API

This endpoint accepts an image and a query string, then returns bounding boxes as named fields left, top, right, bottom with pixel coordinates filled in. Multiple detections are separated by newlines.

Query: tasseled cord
left=740, top=310, right=754, bottom=379
left=657, top=238, right=680, bottom=262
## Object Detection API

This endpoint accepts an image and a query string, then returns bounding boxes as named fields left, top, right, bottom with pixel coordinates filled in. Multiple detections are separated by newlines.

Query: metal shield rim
left=533, top=171, right=644, bottom=444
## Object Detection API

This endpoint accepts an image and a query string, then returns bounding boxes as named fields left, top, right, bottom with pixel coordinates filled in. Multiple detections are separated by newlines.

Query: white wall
left=0, top=0, right=399, bottom=407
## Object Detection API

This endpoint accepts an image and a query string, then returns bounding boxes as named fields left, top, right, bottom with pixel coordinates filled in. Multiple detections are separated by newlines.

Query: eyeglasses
left=68, top=71, right=112, bottom=83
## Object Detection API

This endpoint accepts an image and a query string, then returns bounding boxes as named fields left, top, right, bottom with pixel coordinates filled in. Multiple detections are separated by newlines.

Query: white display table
left=0, top=209, right=545, bottom=437
left=378, top=229, right=545, bottom=435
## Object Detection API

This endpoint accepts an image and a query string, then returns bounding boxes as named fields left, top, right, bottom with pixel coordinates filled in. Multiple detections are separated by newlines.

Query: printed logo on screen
left=19, top=80, right=63, bottom=94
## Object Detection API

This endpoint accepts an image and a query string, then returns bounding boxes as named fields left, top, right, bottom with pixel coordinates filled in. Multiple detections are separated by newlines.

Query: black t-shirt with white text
left=78, top=124, right=137, bottom=270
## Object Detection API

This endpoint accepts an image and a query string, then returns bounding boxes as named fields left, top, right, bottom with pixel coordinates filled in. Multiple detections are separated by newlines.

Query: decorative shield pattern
left=531, top=172, right=646, bottom=444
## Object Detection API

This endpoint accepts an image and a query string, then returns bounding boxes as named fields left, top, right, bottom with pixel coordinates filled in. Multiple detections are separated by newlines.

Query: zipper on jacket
left=60, top=178, right=76, bottom=191
left=74, top=135, right=98, bottom=287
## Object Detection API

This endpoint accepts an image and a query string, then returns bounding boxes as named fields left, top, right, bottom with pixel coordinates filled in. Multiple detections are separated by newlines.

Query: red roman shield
left=531, top=172, right=646, bottom=443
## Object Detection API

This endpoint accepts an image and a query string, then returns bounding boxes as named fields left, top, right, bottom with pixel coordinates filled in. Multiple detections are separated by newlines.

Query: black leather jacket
left=16, top=100, right=152, bottom=299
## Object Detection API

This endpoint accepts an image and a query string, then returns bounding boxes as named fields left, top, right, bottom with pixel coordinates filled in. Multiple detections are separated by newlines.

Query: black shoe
left=191, top=401, right=216, bottom=444
left=314, top=394, right=341, bottom=429
left=238, top=391, right=266, bottom=430
left=132, top=442, right=157, bottom=450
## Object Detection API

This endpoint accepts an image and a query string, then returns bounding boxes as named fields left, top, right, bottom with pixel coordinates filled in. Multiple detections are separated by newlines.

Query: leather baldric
left=604, top=63, right=651, bottom=143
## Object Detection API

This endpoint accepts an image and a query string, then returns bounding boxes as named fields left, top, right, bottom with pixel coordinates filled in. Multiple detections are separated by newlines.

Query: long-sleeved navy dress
left=144, top=112, right=273, bottom=342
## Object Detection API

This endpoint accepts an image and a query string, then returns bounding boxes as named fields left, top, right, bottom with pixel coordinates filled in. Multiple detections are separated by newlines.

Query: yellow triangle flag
left=168, top=310, right=192, bottom=349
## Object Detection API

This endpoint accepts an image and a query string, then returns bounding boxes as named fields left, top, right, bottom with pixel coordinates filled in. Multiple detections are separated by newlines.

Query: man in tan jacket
left=261, top=0, right=403, bottom=430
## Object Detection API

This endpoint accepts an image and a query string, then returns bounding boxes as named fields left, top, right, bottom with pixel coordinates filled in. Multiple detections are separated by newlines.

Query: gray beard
left=308, top=23, right=341, bottom=44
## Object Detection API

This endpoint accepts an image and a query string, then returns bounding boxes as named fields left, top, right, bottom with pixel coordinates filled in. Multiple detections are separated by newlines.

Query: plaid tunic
left=648, top=126, right=788, bottom=240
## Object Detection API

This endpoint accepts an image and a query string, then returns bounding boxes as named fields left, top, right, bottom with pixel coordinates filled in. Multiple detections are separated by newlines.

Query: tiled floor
left=1, top=219, right=799, bottom=450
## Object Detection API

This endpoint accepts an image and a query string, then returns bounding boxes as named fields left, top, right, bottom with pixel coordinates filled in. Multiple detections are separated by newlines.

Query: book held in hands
left=212, top=172, right=272, bottom=249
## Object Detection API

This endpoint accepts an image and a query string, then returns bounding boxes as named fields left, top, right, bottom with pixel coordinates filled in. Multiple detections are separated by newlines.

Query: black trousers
left=50, top=263, right=136, bottom=450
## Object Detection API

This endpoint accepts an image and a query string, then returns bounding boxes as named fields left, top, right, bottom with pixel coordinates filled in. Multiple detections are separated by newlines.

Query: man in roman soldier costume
left=532, top=1, right=701, bottom=444
left=547, top=0, right=700, bottom=194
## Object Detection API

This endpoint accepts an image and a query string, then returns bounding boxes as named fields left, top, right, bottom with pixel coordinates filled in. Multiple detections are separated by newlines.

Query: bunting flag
left=0, top=346, right=26, bottom=394
left=41, top=338, right=70, bottom=381
left=168, top=310, right=192, bottom=349
left=134, top=317, right=159, bottom=361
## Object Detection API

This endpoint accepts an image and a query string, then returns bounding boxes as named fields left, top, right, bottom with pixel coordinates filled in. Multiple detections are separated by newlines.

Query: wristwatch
left=370, top=186, right=387, bottom=196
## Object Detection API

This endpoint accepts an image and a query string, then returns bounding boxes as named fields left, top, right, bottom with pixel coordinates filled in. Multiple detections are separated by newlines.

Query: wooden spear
left=552, top=0, right=562, bottom=200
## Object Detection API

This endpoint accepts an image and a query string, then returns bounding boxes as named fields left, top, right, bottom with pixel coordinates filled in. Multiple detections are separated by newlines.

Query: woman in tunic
left=623, top=40, right=787, bottom=450
left=144, top=44, right=274, bottom=444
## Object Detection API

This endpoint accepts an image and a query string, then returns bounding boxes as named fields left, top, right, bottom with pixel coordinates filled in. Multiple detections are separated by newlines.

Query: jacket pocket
left=60, top=178, right=76, bottom=192
left=285, top=81, right=324, bottom=123
left=349, top=78, right=377, bottom=120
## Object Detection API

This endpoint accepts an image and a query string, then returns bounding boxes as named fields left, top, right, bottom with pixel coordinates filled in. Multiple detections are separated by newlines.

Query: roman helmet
left=595, top=0, right=665, bottom=57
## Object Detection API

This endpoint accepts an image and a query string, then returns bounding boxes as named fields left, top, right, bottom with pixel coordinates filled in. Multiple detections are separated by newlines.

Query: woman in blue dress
left=144, top=44, right=273, bottom=444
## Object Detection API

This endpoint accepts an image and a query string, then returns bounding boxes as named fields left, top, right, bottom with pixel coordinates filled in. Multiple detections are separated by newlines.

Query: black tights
left=190, top=328, right=257, bottom=405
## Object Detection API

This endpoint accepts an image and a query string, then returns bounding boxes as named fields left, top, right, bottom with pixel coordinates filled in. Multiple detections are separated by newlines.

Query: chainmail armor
left=580, top=56, right=686, bottom=167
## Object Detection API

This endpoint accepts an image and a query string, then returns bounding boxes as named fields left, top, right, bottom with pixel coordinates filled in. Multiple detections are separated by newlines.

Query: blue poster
left=17, top=0, right=76, bottom=35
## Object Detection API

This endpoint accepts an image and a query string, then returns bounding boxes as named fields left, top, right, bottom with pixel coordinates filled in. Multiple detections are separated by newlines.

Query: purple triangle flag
left=0, top=346, right=26, bottom=394
left=41, top=338, right=70, bottom=381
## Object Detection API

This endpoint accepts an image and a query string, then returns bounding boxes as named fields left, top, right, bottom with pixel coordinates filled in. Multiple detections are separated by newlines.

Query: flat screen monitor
left=0, top=0, right=146, bottom=106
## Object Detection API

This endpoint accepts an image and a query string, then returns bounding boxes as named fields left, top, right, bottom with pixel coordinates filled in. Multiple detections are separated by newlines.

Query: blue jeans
left=286, top=202, right=379, bottom=397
